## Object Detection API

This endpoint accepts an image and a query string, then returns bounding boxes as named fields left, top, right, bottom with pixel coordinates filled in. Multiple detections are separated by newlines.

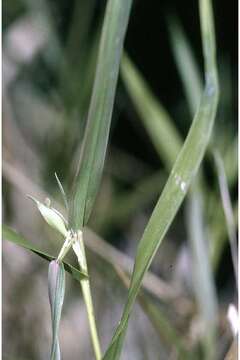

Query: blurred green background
left=3, top=0, right=237, bottom=359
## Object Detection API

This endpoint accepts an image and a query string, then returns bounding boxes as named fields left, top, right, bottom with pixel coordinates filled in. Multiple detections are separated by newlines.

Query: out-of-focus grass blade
left=138, top=296, right=190, bottom=359
left=103, top=0, right=219, bottom=358
left=59, top=0, right=94, bottom=92
left=168, top=18, right=203, bottom=116
left=223, top=137, right=238, bottom=188
left=70, top=0, right=133, bottom=229
left=100, top=170, right=166, bottom=231
left=48, top=260, right=65, bottom=360
left=3, top=225, right=88, bottom=280
left=60, top=0, right=97, bottom=115
left=63, top=0, right=95, bottom=71
left=214, top=152, right=238, bottom=284
left=210, top=202, right=238, bottom=269
left=187, top=188, right=218, bottom=359
left=121, top=53, right=182, bottom=170
left=114, top=265, right=191, bottom=359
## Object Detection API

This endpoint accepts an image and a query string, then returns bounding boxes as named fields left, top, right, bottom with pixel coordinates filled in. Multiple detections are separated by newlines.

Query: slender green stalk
left=72, top=231, right=102, bottom=360
left=80, top=278, right=102, bottom=360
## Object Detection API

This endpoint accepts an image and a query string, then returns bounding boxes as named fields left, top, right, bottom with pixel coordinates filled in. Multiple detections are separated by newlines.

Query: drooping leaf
left=3, top=225, right=88, bottom=280
left=70, top=0, right=133, bottom=230
left=103, top=0, right=219, bottom=358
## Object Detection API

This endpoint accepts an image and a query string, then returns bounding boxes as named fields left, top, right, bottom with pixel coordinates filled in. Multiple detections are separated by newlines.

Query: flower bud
left=48, top=260, right=65, bottom=359
left=28, top=195, right=68, bottom=237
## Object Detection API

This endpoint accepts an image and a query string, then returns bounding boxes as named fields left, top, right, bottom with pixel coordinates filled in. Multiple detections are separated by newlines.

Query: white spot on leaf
left=174, top=173, right=187, bottom=193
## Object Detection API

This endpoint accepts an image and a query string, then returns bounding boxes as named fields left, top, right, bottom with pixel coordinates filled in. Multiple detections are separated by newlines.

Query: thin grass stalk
left=72, top=231, right=102, bottom=360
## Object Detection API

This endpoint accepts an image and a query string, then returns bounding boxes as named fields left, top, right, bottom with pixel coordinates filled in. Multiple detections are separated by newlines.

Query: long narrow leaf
left=169, top=11, right=219, bottom=358
left=103, top=0, right=219, bottom=358
left=3, top=225, right=88, bottom=280
left=70, top=0, right=133, bottom=229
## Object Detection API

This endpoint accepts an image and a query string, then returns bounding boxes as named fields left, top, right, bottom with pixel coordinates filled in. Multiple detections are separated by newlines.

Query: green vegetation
left=3, top=0, right=237, bottom=359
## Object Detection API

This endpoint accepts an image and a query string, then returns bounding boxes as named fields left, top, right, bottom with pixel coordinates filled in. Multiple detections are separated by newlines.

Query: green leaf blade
left=70, top=0, right=133, bottom=229
left=103, top=0, right=219, bottom=358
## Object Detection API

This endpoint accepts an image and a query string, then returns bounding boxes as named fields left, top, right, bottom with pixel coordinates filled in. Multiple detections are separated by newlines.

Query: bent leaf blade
left=103, top=0, right=219, bottom=358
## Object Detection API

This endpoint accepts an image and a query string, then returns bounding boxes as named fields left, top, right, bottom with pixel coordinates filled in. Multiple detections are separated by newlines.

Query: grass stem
left=73, top=231, right=102, bottom=360
left=80, top=278, right=102, bottom=360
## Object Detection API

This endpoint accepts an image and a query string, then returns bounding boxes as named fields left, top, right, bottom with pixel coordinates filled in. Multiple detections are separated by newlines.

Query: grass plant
left=3, top=0, right=237, bottom=359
